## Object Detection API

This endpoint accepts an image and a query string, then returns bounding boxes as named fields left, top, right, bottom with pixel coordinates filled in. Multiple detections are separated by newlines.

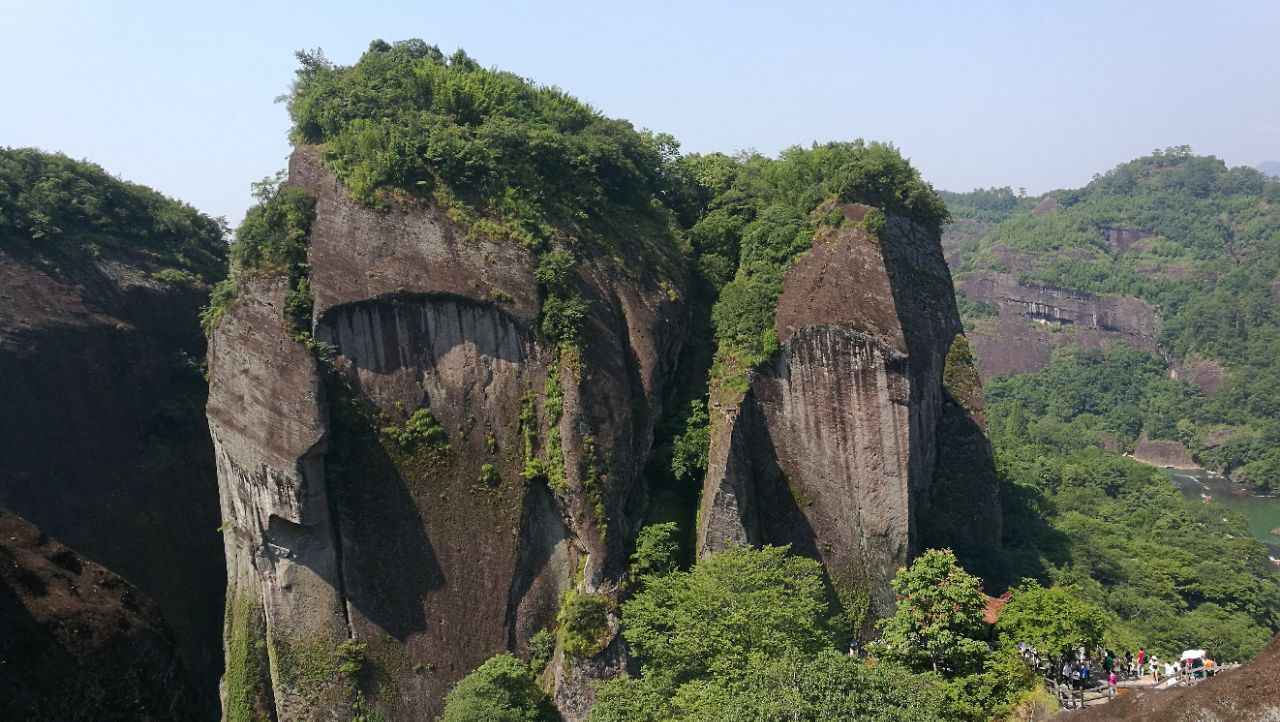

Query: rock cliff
left=1131, top=432, right=1198, bottom=469
left=0, top=507, right=195, bottom=720
left=208, top=146, right=687, bottom=720
left=697, top=205, right=1002, bottom=632
left=958, top=272, right=1160, bottom=378
left=0, top=247, right=226, bottom=716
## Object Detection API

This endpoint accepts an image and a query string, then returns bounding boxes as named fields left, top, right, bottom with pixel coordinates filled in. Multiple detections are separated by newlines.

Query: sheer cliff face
left=697, top=206, right=1001, bottom=632
left=208, top=147, right=686, bottom=720
left=0, top=507, right=194, bottom=720
left=0, top=249, right=225, bottom=717
left=958, top=272, right=1160, bottom=378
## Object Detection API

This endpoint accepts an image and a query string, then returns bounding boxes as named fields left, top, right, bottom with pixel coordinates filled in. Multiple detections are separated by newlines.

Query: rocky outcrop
left=208, top=146, right=687, bottom=720
left=697, top=205, right=1002, bottom=633
left=1172, top=354, right=1225, bottom=396
left=1131, top=433, right=1198, bottom=469
left=958, top=272, right=1160, bottom=378
left=1099, top=226, right=1154, bottom=256
left=0, top=249, right=225, bottom=717
left=0, top=507, right=195, bottom=720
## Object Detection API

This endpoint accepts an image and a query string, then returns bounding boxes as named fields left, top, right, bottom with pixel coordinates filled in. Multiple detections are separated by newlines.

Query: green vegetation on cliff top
left=0, top=146, right=227, bottom=282
left=200, top=174, right=316, bottom=335
left=287, top=39, right=675, bottom=253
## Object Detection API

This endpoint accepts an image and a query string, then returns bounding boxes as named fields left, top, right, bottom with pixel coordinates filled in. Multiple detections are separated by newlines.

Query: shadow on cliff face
left=505, top=482, right=570, bottom=652
left=318, top=293, right=527, bottom=372
left=877, top=215, right=1007, bottom=584
left=995, top=473, right=1071, bottom=586
left=0, top=315, right=224, bottom=719
left=921, top=389, right=1009, bottom=588
left=324, top=384, right=442, bottom=642
left=729, top=393, right=875, bottom=642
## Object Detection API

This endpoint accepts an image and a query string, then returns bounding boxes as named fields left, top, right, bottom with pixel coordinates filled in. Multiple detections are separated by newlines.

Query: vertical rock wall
left=0, top=250, right=225, bottom=717
left=208, top=147, right=687, bottom=720
left=698, top=205, right=1002, bottom=633
left=208, top=276, right=351, bottom=720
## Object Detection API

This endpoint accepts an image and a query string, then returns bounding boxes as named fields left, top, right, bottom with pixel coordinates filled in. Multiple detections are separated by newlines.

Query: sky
left=2, top=0, right=1278, bottom=226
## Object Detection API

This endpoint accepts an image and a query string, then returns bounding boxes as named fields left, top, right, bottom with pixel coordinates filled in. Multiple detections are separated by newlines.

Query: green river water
left=1165, top=469, right=1280, bottom=556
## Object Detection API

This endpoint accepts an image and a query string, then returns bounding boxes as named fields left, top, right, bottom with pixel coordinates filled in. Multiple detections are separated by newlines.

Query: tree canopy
left=876, top=549, right=990, bottom=675
left=0, top=146, right=227, bottom=282
left=995, top=581, right=1110, bottom=660
left=440, top=654, right=557, bottom=722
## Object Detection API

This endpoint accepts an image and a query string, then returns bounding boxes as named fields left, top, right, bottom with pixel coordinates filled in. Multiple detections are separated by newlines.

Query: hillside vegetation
left=949, top=148, right=1280, bottom=492
left=0, top=147, right=227, bottom=283
left=986, top=350, right=1280, bottom=661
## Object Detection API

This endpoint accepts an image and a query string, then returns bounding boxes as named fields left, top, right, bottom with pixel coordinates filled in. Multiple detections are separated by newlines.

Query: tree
left=440, top=654, right=558, bottom=722
left=877, top=549, right=990, bottom=675
left=629, top=522, right=681, bottom=582
left=590, top=650, right=951, bottom=722
left=620, top=545, right=833, bottom=684
left=994, top=581, right=1109, bottom=661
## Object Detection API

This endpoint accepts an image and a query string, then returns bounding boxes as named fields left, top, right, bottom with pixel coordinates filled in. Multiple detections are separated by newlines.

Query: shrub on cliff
left=441, top=653, right=558, bottom=722
left=557, top=591, right=612, bottom=658
left=200, top=174, right=317, bottom=335
left=628, top=522, right=681, bottom=584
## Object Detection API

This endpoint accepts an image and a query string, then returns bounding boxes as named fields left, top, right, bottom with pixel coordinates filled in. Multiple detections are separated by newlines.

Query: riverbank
left=1164, top=469, right=1280, bottom=556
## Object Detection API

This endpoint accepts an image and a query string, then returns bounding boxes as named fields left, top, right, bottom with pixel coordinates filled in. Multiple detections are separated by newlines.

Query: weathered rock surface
left=1171, top=354, right=1225, bottom=396
left=697, top=205, right=1002, bottom=632
left=0, top=248, right=225, bottom=717
left=958, top=272, right=1160, bottom=378
left=1131, top=432, right=1199, bottom=469
left=0, top=507, right=195, bottom=720
left=208, top=146, right=687, bottom=720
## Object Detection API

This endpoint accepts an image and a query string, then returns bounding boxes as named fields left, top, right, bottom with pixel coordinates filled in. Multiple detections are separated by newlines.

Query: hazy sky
left=3, top=1, right=1278, bottom=226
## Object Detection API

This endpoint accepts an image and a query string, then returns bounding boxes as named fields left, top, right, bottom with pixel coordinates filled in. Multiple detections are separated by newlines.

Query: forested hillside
left=946, top=148, right=1280, bottom=492
left=930, top=150, right=1280, bottom=705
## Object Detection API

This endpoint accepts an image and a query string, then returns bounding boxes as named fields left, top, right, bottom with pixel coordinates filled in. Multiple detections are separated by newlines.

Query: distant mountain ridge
left=1259, top=160, right=1280, bottom=177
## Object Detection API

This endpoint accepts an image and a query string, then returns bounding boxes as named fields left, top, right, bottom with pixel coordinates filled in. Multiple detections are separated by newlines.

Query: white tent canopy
left=1180, top=649, right=1206, bottom=661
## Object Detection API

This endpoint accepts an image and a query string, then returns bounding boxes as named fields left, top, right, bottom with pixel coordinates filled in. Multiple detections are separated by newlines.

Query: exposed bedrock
left=698, top=205, right=1002, bottom=634
left=208, top=146, right=687, bottom=720
left=0, top=506, right=195, bottom=721
left=1130, top=432, right=1198, bottom=470
left=959, top=271, right=1161, bottom=378
left=0, top=249, right=225, bottom=718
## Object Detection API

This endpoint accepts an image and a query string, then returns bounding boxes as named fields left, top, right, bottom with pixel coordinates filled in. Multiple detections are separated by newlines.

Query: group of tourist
left=1019, top=643, right=1210, bottom=695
